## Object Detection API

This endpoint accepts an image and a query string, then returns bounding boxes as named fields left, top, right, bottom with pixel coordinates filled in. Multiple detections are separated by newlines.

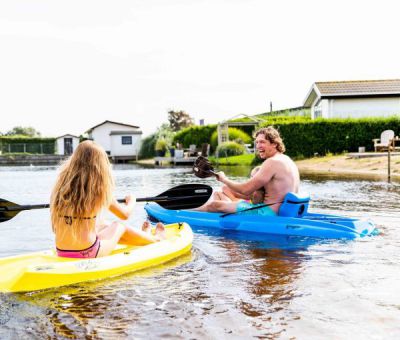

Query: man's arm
left=217, top=160, right=275, bottom=196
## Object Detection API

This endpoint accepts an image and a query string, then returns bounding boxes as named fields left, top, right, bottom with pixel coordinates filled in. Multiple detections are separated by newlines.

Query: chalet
left=55, top=134, right=80, bottom=155
left=303, top=79, right=400, bottom=119
left=86, top=120, right=142, bottom=162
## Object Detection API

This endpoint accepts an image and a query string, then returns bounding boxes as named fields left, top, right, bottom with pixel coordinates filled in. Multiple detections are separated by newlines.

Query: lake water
left=0, top=164, right=399, bottom=339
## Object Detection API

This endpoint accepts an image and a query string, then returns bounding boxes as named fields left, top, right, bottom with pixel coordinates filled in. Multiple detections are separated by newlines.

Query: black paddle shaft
left=0, top=184, right=213, bottom=223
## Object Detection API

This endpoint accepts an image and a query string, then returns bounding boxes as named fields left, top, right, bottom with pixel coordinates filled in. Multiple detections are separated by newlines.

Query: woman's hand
left=109, top=194, right=136, bottom=220
left=125, top=194, right=136, bottom=205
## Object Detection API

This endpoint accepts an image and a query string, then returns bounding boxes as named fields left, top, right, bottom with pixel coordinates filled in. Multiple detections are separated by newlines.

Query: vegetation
left=209, top=154, right=255, bottom=165
left=3, top=126, right=42, bottom=137
left=216, top=141, right=246, bottom=157
left=139, top=133, right=158, bottom=159
left=146, top=106, right=400, bottom=162
left=262, top=116, right=400, bottom=158
left=0, top=136, right=55, bottom=154
left=210, top=127, right=252, bottom=151
left=173, top=124, right=217, bottom=148
left=155, top=138, right=168, bottom=152
left=168, top=110, right=194, bottom=131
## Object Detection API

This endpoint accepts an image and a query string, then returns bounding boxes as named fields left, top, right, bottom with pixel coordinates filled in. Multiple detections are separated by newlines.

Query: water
left=1, top=164, right=400, bottom=338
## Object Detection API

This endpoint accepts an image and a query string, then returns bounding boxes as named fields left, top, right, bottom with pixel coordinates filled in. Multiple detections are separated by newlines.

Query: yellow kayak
left=0, top=222, right=193, bottom=293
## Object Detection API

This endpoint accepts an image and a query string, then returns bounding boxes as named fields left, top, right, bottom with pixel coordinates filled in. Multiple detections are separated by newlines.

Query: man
left=201, top=126, right=299, bottom=215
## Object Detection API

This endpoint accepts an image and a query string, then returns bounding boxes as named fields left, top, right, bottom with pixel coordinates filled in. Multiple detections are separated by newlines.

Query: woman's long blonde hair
left=50, top=140, right=114, bottom=235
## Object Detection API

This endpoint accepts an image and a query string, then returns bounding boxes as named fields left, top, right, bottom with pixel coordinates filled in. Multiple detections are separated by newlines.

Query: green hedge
left=173, top=125, right=217, bottom=148
left=0, top=136, right=56, bottom=154
left=169, top=116, right=400, bottom=159
left=171, top=116, right=309, bottom=149
left=261, top=116, right=400, bottom=159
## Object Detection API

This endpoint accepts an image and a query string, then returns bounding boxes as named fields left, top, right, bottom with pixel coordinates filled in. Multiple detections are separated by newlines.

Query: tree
left=168, top=110, right=194, bottom=131
left=5, top=126, right=41, bottom=137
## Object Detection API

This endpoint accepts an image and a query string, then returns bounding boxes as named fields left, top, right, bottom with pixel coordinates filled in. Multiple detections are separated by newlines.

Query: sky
left=1, top=0, right=400, bottom=137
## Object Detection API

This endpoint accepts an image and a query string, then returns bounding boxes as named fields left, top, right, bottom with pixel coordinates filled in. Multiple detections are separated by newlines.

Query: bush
left=173, top=125, right=217, bottom=148
left=139, top=133, right=157, bottom=158
left=216, top=141, right=246, bottom=157
left=155, top=138, right=168, bottom=151
left=210, top=127, right=252, bottom=151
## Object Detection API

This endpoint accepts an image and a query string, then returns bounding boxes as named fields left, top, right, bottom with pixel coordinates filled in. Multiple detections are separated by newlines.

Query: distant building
left=85, top=120, right=142, bottom=162
left=303, top=79, right=400, bottom=119
left=55, top=134, right=80, bottom=155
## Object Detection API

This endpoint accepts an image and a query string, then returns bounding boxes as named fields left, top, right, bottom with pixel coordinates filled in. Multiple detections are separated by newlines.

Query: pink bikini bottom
left=56, top=237, right=101, bottom=258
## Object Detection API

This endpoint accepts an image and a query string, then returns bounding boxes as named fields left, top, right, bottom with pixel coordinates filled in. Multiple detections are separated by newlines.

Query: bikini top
left=61, top=215, right=97, bottom=225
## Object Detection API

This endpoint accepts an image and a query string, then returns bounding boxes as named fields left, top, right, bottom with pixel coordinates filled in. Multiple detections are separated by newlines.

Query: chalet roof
left=304, top=79, right=400, bottom=107
left=56, top=134, right=80, bottom=139
left=86, top=120, right=140, bottom=132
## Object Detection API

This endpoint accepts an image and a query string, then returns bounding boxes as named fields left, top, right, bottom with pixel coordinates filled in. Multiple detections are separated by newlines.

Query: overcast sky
left=1, top=0, right=399, bottom=137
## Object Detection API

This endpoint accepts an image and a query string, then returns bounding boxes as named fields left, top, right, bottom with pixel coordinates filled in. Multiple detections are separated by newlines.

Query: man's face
left=255, top=134, right=277, bottom=159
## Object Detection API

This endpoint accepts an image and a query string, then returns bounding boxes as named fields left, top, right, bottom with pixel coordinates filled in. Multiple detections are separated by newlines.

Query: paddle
left=193, top=156, right=218, bottom=178
left=0, top=184, right=213, bottom=223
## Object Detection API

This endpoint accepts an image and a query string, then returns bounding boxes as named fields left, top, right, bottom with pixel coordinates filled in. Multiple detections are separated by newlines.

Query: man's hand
left=215, top=171, right=227, bottom=183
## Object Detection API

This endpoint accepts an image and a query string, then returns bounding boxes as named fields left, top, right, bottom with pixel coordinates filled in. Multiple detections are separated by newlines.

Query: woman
left=51, top=140, right=165, bottom=259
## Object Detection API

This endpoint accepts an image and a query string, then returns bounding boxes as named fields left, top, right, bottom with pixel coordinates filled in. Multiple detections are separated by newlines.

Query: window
left=314, top=100, right=322, bottom=118
left=121, top=136, right=132, bottom=145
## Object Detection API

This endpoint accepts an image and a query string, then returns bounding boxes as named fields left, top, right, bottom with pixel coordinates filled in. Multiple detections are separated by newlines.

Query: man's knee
left=208, top=201, right=225, bottom=212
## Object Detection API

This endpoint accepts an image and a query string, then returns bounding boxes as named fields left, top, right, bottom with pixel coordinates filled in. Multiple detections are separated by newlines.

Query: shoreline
left=137, top=154, right=400, bottom=182
left=295, top=154, right=400, bottom=181
left=3, top=154, right=399, bottom=182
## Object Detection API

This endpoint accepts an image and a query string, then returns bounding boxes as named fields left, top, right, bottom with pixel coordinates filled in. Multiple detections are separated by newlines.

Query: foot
left=155, top=222, right=166, bottom=240
left=141, top=221, right=151, bottom=233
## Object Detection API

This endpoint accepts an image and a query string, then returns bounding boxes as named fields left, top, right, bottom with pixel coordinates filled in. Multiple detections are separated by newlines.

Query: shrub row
left=0, top=136, right=56, bottom=154
left=262, top=116, right=400, bottom=159
left=143, top=115, right=400, bottom=159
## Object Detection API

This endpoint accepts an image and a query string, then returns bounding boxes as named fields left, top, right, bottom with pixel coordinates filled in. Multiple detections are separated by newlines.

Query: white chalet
left=86, top=120, right=142, bottom=162
left=303, top=79, right=400, bottom=119
left=55, top=134, right=80, bottom=155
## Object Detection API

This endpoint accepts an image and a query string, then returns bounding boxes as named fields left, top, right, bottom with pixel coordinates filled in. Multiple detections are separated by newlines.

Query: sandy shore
left=295, top=154, right=400, bottom=181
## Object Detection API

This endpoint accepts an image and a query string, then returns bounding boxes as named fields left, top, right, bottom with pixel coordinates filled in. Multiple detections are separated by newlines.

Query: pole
left=388, top=138, right=392, bottom=182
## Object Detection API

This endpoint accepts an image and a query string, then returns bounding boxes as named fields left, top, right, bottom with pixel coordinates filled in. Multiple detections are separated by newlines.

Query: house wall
left=55, top=136, right=79, bottom=155
left=311, top=99, right=330, bottom=119
left=323, top=97, right=400, bottom=119
left=110, top=134, right=141, bottom=157
left=90, top=122, right=140, bottom=154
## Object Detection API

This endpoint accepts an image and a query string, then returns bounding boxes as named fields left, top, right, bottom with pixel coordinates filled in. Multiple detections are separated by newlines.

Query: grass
left=209, top=154, right=255, bottom=165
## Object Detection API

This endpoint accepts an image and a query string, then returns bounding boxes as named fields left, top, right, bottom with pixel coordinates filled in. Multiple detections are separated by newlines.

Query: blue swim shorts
left=236, top=201, right=276, bottom=216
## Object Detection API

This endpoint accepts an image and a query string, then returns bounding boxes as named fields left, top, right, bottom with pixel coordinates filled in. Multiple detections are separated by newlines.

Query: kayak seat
left=278, top=192, right=310, bottom=218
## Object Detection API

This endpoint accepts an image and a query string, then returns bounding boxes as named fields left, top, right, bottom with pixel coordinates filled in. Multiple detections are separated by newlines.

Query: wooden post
left=388, top=138, right=393, bottom=182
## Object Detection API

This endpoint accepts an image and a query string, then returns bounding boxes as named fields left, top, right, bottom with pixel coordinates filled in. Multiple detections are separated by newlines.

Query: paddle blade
left=193, top=156, right=216, bottom=179
left=0, top=199, right=22, bottom=223
left=155, top=184, right=213, bottom=209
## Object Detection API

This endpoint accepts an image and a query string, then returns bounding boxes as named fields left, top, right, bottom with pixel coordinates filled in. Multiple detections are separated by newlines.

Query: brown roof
left=303, top=79, right=400, bottom=107
left=315, top=79, right=400, bottom=96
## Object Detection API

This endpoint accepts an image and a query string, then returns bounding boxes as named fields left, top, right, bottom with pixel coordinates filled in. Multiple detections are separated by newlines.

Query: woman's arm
left=109, top=194, right=136, bottom=220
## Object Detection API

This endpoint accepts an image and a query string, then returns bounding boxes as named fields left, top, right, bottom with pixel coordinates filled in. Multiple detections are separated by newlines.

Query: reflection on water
left=1, top=165, right=400, bottom=338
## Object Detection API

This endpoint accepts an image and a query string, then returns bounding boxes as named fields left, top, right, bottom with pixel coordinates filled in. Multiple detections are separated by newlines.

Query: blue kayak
left=144, top=193, right=377, bottom=240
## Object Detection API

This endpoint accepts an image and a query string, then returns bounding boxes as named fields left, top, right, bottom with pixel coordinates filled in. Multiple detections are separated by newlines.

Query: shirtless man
left=201, top=126, right=300, bottom=215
